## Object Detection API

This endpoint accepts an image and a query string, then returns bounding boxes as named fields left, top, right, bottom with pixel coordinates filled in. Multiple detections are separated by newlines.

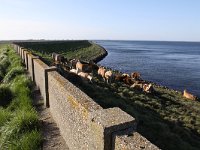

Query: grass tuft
left=0, top=109, right=39, bottom=148
left=7, top=130, right=42, bottom=150
left=3, top=67, right=25, bottom=83
left=0, top=108, right=12, bottom=127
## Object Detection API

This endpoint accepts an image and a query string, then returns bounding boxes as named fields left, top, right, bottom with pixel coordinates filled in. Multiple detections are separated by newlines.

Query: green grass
left=15, top=40, right=106, bottom=64
left=3, top=66, right=25, bottom=84
left=0, top=45, right=42, bottom=150
left=0, top=108, right=12, bottom=127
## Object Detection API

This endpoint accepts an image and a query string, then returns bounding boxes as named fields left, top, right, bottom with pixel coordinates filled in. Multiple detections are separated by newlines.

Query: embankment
left=89, top=41, right=108, bottom=63
left=13, top=44, right=159, bottom=150
left=14, top=40, right=108, bottom=64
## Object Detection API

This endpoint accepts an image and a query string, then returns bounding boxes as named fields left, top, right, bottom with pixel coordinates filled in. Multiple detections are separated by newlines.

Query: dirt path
left=33, top=88, right=69, bottom=150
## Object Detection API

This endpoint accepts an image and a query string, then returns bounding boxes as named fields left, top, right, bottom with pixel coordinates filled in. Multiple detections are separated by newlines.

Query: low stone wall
left=33, top=59, right=50, bottom=105
left=48, top=71, right=136, bottom=149
left=23, top=50, right=29, bottom=70
left=13, top=44, right=160, bottom=150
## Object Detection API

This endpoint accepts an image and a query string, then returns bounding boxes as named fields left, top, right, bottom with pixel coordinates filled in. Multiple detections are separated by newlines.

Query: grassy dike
left=15, top=40, right=108, bottom=65
left=0, top=44, right=42, bottom=149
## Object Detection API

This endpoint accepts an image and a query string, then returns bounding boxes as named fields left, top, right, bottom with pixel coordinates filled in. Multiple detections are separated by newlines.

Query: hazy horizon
left=2, top=39, right=200, bottom=43
left=1, top=0, right=200, bottom=41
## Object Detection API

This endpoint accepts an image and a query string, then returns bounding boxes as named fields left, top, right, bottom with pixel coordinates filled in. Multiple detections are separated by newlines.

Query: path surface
left=33, top=88, right=69, bottom=150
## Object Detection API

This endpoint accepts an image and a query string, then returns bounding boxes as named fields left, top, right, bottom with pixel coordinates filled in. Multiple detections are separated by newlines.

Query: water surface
left=95, top=40, right=200, bottom=97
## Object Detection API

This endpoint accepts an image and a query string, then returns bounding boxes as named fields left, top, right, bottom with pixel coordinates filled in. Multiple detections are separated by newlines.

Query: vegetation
left=15, top=41, right=200, bottom=150
left=0, top=44, right=42, bottom=150
left=15, top=40, right=107, bottom=65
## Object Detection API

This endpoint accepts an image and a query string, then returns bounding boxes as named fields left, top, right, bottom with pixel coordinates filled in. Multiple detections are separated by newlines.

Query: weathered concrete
left=47, top=71, right=137, bottom=150
left=89, top=107, right=136, bottom=150
left=113, top=129, right=160, bottom=150
left=19, top=47, right=23, bottom=58
left=44, top=67, right=57, bottom=107
left=21, top=48, right=27, bottom=62
left=17, top=46, right=20, bottom=54
left=27, top=53, right=39, bottom=81
left=23, top=50, right=29, bottom=70
left=48, top=71, right=102, bottom=149
left=33, top=59, right=49, bottom=103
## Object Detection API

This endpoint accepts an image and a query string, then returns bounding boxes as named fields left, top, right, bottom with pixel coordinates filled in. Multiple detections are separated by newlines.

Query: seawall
left=13, top=44, right=159, bottom=150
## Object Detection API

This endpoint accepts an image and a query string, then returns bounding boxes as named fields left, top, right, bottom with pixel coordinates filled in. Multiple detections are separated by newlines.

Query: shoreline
left=89, top=42, right=108, bottom=63
left=94, top=45, right=199, bottom=99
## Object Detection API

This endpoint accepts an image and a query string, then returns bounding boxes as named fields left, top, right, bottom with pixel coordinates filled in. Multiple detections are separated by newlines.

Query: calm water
left=94, top=40, right=200, bottom=97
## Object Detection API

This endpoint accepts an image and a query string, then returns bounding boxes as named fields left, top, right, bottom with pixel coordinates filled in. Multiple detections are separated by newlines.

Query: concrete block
left=13, top=44, right=17, bottom=51
left=27, top=53, right=39, bottom=81
left=48, top=71, right=103, bottom=150
left=90, top=107, right=136, bottom=150
left=23, top=50, right=29, bottom=69
left=17, top=46, right=20, bottom=54
left=19, top=47, right=23, bottom=58
left=21, top=49, right=27, bottom=61
left=33, top=59, right=49, bottom=103
left=113, top=129, right=160, bottom=150
left=44, top=66, right=57, bottom=107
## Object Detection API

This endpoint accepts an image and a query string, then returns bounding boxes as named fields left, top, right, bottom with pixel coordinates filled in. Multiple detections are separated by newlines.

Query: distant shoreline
left=91, top=43, right=108, bottom=63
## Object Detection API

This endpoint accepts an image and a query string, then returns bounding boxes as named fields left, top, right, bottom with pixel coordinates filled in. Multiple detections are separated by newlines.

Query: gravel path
left=33, top=88, right=69, bottom=150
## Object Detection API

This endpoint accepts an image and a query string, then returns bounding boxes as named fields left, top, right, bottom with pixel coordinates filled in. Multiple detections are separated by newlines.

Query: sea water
left=95, top=40, right=200, bottom=97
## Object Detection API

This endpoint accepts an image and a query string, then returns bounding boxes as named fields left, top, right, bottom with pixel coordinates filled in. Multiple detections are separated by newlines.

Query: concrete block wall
left=21, top=48, right=27, bottom=62
left=48, top=71, right=102, bottom=149
left=33, top=59, right=49, bottom=103
left=23, top=50, right=29, bottom=70
left=13, top=44, right=160, bottom=150
left=27, top=53, right=39, bottom=81
left=19, top=47, right=23, bottom=58
left=48, top=71, right=136, bottom=149
left=33, top=59, right=57, bottom=107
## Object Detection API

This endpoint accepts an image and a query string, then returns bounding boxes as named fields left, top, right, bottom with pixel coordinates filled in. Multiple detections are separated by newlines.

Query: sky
left=0, top=0, right=200, bottom=41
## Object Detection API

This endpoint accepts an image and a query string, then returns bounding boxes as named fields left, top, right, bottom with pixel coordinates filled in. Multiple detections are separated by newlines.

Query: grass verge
left=0, top=44, right=42, bottom=150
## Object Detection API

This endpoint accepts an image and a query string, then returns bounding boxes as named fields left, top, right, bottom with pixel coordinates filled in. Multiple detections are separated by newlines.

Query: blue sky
left=0, top=0, right=200, bottom=41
